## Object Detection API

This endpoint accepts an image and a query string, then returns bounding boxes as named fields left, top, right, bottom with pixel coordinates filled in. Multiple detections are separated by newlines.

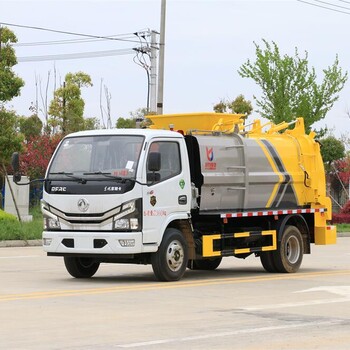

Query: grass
left=335, top=223, right=350, bottom=233
left=0, top=205, right=43, bottom=241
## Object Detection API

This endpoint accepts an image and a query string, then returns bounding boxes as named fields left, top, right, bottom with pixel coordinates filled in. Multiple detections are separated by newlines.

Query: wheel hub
left=166, top=240, right=184, bottom=272
left=285, top=235, right=301, bottom=264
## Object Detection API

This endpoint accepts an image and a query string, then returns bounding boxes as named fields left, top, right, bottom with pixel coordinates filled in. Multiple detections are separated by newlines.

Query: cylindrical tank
left=194, top=128, right=326, bottom=213
left=149, top=113, right=329, bottom=215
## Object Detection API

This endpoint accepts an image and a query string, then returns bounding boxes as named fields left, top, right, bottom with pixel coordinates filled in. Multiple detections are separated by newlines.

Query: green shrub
left=0, top=209, right=17, bottom=221
left=0, top=206, right=43, bottom=241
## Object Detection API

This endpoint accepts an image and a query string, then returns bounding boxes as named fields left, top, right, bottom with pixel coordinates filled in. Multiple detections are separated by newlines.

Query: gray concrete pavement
left=1, top=238, right=350, bottom=349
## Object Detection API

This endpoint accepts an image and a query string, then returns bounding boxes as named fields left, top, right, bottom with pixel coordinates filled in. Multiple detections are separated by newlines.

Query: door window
left=147, top=141, right=181, bottom=184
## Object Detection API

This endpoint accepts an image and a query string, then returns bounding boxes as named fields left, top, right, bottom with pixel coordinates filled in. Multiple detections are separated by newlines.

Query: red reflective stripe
left=221, top=207, right=325, bottom=219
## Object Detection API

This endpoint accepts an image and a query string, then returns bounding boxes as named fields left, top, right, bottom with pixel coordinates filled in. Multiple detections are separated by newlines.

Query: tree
left=116, top=108, right=151, bottom=129
left=213, top=95, right=253, bottom=116
left=84, top=117, right=100, bottom=130
left=48, top=72, right=93, bottom=134
left=18, top=114, right=43, bottom=141
left=320, top=136, right=345, bottom=172
left=0, top=108, right=23, bottom=165
left=21, top=134, right=61, bottom=180
left=0, top=108, right=24, bottom=213
left=238, top=40, right=348, bottom=131
left=116, top=117, right=136, bottom=129
left=333, top=156, right=350, bottom=187
left=0, top=26, right=24, bottom=103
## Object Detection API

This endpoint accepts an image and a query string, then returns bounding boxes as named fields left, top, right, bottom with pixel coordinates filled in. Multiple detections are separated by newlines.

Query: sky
left=1, top=0, right=350, bottom=137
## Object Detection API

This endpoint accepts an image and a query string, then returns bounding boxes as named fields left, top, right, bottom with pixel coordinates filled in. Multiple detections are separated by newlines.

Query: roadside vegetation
left=336, top=224, right=350, bottom=233
left=0, top=206, right=42, bottom=241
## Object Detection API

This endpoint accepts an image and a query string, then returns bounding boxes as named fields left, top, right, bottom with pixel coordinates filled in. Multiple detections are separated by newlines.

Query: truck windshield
left=48, top=135, right=144, bottom=180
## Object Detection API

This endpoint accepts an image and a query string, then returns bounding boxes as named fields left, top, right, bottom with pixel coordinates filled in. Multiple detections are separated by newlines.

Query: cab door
left=142, top=138, right=191, bottom=244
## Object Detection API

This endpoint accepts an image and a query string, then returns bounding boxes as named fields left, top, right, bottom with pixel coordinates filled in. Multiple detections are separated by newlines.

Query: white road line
left=237, top=297, right=350, bottom=311
left=116, top=320, right=341, bottom=348
left=297, top=285, right=350, bottom=297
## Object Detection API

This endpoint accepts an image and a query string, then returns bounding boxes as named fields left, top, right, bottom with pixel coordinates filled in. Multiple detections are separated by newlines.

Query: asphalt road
left=1, top=238, right=350, bottom=350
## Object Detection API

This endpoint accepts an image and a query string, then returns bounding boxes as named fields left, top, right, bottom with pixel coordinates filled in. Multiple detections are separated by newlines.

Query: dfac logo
left=77, top=198, right=89, bottom=212
left=206, top=147, right=214, bottom=161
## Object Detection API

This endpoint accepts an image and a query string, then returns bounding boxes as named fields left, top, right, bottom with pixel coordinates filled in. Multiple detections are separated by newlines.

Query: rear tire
left=151, top=228, right=188, bottom=281
left=260, top=251, right=277, bottom=272
left=188, top=258, right=222, bottom=270
left=64, top=257, right=100, bottom=278
left=272, top=225, right=303, bottom=273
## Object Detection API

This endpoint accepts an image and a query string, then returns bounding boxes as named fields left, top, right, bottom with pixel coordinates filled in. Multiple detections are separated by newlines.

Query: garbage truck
left=12, top=113, right=336, bottom=281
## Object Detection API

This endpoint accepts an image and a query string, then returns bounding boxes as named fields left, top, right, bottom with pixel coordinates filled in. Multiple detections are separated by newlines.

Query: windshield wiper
left=83, top=171, right=140, bottom=184
left=49, top=172, right=87, bottom=184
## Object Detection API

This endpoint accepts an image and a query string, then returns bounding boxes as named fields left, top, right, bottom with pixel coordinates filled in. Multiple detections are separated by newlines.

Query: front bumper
left=42, top=230, right=158, bottom=255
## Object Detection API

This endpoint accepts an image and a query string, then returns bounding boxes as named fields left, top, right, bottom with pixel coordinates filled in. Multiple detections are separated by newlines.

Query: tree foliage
left=0, top=108, right=23, bottom=165
left=116, top=108, right=152, bottom=129
left=48, top=71, right=93, bottom=134
left=0, top=27, right=24, bottom=103
left=18, top=114, right=43, bottom=141
left=20, top=134, right=61, bottom=179
left=320, top=136, right=345, bottom=172
left=213, top=94, right=253, bottom=116
left=116, top=117, right=136, bottom=129
left=333, top=156, right=350, bottom=187
left=238, top=40, right=348, bottom=131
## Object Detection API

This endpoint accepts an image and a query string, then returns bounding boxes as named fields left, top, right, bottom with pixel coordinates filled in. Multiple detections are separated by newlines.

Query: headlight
left=44, top=216, right=61, bottom=230
left=114, top=218, right=130, bottom=230
left=42, top=202, right=61, bottom=231
left=112, top=199, right=141, bottom=231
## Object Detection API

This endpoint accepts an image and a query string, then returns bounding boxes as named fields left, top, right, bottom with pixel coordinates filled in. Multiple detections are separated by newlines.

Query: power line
left=0, top=21, right=141, bottom=44
left=13, top=34, right=138, bottom=47
left=18, top=48, right=135, bottom=62
left=313, top=0, right=350, bottom=9
left=297, top=0, right=350, bottom=14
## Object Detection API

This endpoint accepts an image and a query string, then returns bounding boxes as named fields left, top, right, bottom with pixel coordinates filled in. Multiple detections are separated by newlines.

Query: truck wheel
left=188, top=258, right=222, bottom=270
left=273, top=225, right=303, bottom=273
left=151, top=228, right=188, bottom=281
left=260, top=251, right=277, bottom=272
left=64, top=257, right=100, bottom=278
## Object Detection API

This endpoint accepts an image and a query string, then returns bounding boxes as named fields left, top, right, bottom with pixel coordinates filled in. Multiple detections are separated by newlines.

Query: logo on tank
left=206, top=147, right=214, bottom=161
left=205, top=147, right=216, bottom=170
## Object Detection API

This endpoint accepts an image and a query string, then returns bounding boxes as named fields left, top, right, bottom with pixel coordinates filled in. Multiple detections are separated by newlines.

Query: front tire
left=151, top=228, right=188, bottom=281
left=272, top=225, right=303, bottom=273
left=64, top=257, right=100, bottom=278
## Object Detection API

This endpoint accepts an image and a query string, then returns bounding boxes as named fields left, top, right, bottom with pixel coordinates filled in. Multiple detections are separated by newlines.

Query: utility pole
left=157, top=0, right=166, bottom=115
left=150, top=30, right=158, bottom=114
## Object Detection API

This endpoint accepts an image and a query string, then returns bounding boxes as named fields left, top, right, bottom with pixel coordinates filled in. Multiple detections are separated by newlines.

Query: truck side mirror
left=148, top=152, right=161, bottom=172
left=11, top=152, right=22, bottom=183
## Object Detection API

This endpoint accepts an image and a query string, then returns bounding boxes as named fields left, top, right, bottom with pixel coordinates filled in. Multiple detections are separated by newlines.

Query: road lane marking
left=116, top=320, right=344, bottom=348
left=1, top=269, right=350, bottom=302
left=297, top=285, right=350, bottom=297
left=237, top=297, right=350, bottom=311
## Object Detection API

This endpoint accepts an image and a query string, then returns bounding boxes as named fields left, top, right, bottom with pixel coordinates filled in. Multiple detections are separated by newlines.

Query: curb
left=337, top=232, right=350, bottom=238
left=0, top=239, right=42, bottom=248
